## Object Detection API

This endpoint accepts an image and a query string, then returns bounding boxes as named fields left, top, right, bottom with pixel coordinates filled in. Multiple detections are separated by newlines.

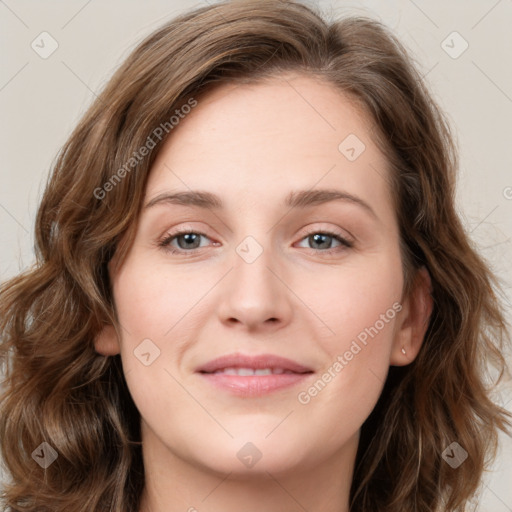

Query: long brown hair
left=1, top=1, right=510, bottom=511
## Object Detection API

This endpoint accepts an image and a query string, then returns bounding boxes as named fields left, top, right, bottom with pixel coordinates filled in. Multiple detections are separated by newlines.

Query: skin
left=95, top=72, right=433, bottom=512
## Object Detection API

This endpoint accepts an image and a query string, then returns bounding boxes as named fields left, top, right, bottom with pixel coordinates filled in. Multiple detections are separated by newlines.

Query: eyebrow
left=144, top=188, right=377, bottom=219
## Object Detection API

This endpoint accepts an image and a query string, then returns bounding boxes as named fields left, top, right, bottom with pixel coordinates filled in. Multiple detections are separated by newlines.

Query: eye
left=158, top=230, right=213, bottom=254
left=157, top=228, right=353, bottom=256
left=295, top=231, right=353, bottom=253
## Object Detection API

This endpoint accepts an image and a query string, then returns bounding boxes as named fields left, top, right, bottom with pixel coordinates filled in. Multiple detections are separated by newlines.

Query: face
left=96, top=73, right=430, bottom=477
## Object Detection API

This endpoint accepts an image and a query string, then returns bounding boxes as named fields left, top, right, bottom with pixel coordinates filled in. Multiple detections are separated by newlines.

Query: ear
left=390, top=266, right=433, bottom=366
left=94, top=324, right=121, bottom=356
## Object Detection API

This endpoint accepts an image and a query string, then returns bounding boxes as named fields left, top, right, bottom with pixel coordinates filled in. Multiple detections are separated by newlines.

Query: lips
left=196, top=353, right=314, bottom=397
left=196, top=353, right=313, bottom=374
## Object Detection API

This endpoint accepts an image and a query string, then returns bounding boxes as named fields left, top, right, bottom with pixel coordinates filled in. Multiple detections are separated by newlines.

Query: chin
left=184, top=429, right=315, bottom=477
left=201, top=449, right=307, bottom=479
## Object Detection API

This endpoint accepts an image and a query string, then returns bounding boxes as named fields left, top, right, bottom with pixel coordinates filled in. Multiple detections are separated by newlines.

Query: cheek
left=112, top=260, right=193, bottom=419
left=295, top=253, right=402, bottom=415
left=113, top=259, right=194, bottom=341
left=305, top=250, right=402, bottom=354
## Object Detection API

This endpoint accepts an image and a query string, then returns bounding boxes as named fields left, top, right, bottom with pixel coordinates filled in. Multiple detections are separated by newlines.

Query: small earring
left=401, top=347, right=407, bottom=355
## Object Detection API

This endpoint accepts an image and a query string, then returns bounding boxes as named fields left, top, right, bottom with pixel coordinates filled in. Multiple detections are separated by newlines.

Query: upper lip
left=196, top=353, right=314, bottom=374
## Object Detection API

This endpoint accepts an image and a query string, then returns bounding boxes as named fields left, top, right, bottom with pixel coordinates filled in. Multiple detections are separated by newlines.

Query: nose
left=216, top=240, right=294, bottom=333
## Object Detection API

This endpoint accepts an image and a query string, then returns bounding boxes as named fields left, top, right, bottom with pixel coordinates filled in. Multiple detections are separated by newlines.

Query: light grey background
left=1, top=0, right=511, bottom=510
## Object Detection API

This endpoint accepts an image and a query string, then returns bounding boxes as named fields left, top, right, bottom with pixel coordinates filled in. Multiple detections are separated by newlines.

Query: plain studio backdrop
left=0, top=0, right=511, bottom=510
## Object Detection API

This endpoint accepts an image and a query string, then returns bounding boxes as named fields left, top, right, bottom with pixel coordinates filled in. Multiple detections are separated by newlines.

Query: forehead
left=145, top=73, right=393, bottom=220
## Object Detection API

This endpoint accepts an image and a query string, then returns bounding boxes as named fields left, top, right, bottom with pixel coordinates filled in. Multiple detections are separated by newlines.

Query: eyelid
left=295, top=223, right=354, bottom=243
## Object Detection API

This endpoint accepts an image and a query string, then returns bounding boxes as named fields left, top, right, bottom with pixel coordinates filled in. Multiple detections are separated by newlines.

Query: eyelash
left=157, top=228, right=354, bottom=257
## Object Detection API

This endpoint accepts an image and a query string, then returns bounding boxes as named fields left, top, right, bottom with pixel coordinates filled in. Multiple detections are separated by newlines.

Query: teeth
left=238, top=368, right=256, bottom=376
left=212, top=367, right=293, bottom=375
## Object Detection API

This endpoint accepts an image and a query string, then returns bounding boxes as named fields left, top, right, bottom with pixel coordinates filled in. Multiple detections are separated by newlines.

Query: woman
left=1, top=1, right=510, bottom=511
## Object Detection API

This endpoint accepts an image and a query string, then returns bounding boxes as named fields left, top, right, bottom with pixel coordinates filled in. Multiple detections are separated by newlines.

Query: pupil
left=312, top=233, right=330, bottom=249
left=180, top=233, right=199, bottom=249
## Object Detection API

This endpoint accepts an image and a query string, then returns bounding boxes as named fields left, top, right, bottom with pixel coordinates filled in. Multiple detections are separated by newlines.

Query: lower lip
left=197, top=372, right=313, bottom=397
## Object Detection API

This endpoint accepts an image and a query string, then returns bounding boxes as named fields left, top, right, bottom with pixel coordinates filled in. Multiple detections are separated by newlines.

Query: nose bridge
left=216, top=230, right=292, bottom=329
left=232, top=232, right=280, bottom=305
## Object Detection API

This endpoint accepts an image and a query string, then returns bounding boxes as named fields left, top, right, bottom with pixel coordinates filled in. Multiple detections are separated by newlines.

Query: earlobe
left=94, top=324, right=121, bottom=356
left=390, top=266, right=433, bottom=366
